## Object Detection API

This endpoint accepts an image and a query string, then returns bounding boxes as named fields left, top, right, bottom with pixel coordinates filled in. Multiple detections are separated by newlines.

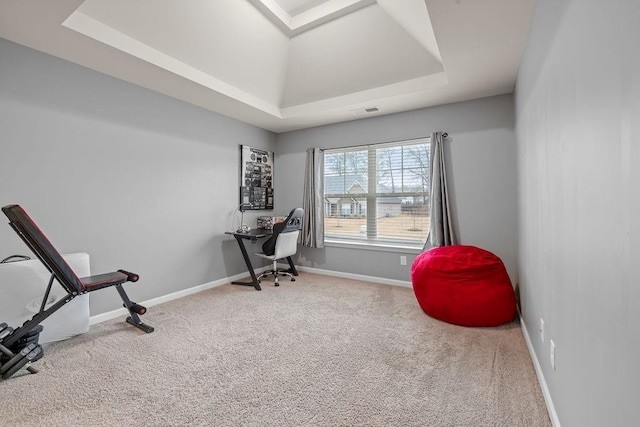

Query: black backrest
left=2, top=204, right=84, bottom=293
left=262, top=208, right=304, bottom=256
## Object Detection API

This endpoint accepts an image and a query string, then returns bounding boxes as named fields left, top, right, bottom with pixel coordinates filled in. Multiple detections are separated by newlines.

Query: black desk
left=225, top=229, right=298, bottom=291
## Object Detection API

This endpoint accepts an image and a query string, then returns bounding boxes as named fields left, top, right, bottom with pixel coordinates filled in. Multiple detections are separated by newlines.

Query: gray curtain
left=424, top=131, right=457, bottom=250
left=302, top=147, right=324, bottom=248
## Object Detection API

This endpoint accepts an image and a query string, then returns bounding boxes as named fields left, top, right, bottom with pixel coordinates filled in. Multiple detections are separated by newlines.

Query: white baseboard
left=520, top=316, right=561, bottom=427
left=295, top=265, right=412, bottom=288
left=89, top=267, right=269, bottom=325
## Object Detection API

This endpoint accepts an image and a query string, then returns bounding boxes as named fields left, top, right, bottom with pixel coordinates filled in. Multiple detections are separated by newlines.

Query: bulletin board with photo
left=240, top=145, right=274, bottom=210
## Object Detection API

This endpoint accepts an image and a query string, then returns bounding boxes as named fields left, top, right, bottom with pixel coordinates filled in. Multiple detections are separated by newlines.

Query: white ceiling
left=0, top=0, right=537, bottom=133
left=276, top=0, right=329, bottom=16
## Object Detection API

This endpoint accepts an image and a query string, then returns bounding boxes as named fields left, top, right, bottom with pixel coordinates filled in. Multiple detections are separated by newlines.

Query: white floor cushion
left=0, top=252, right=90, bottom=343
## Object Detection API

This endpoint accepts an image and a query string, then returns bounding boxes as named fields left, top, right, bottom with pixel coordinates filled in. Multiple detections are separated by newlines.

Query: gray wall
left=276, top=94, right=518, bottom=283
left=0, top=39, right=276, bottom=315
left=515, top=0, right=640, bottom=425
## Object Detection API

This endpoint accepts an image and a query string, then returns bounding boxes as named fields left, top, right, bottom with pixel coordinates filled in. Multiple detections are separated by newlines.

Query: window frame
left=323, top=137, right=431, bottom=250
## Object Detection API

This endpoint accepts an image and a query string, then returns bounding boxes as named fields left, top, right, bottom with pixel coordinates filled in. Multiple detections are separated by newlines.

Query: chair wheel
left=291, top=278, right=296, bottom=281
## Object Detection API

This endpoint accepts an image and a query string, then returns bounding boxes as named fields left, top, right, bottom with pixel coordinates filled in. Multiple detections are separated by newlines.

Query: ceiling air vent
left=350, top=107, right=380, bottom=116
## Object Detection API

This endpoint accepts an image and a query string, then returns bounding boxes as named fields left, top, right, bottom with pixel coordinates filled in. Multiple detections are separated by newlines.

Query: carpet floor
left=0, top=272, right=550, bottom=426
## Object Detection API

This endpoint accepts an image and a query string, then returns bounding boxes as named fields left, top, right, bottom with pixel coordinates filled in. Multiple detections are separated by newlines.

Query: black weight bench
left=0, top=204, right=154, bottom=380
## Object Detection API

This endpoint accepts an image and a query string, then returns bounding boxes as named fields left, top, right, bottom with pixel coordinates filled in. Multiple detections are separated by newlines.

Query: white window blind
left=323, top=137, right=430, bottom=248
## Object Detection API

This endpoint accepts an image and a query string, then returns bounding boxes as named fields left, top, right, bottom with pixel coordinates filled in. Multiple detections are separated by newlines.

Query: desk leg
left=285, top=256, right=298, bottom=276
left=231, top=235, right=262, bottom=291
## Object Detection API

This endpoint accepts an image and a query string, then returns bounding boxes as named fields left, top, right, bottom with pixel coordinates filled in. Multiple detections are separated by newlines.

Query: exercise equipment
left=0, top=204, right=154, bottom=380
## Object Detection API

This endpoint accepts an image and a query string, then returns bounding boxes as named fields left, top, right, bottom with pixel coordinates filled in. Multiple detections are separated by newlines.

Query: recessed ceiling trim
left=62, top=9, right=282, bottom=118
left=249, top=0, right=376, bottom=36
left=251, top=0, right=293, bottom=29
left=281, top=72, right=448, bottom=118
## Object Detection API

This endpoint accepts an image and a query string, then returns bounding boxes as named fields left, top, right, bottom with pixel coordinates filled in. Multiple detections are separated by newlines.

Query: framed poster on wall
left=240, top=145, right=274, bottom=210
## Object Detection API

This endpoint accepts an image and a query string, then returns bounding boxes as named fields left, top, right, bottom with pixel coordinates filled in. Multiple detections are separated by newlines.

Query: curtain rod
left=319, top=133, right=446, bottom=152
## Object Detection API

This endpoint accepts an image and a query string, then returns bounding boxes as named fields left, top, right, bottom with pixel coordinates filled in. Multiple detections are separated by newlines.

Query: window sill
left=324, top=239, right=423, bottom=254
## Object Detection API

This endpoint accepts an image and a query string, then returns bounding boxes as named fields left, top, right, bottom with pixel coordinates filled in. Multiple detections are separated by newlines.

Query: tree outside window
left=323, top=138, right=430, bottom=248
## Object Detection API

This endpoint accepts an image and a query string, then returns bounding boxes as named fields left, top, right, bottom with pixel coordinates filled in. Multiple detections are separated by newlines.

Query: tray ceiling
left=0, top=0, right=537, bottom=132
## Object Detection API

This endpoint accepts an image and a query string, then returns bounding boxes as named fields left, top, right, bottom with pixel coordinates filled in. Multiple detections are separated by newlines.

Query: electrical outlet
left=550, top=339, right=556, bottom=370
left=540, top=319, right=545, bottom=343
left=400, top=256, right=407, bottom=266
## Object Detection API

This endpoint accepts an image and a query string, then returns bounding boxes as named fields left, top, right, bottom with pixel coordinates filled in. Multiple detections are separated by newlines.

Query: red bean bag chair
left=411, top=245, right=516, bottom=327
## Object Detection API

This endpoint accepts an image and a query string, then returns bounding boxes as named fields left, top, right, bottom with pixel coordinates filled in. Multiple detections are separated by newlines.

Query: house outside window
left=323, top=137, right=430, bottom=249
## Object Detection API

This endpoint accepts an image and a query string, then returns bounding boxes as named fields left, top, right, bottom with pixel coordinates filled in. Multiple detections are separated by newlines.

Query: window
left=323, top=137, right=430, bottom=249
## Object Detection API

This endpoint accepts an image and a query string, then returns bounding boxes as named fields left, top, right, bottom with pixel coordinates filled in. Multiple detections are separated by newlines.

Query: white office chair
left=255, top=208, right=303, bottom=286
